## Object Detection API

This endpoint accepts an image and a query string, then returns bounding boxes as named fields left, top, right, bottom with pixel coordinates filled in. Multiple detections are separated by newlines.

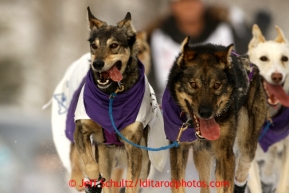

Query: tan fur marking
left=235, top=107, right=251, bottom=182
left=181, top=36, right=190, bottom=52
left=216, top=87, right=233, bottom=115
left=201, top=53, right=210, bottom=60
left=193, top=145, right=212, bottom=193
left=175, top=83, right=193, bottom=113
left=70, top=143, right=85, bottom=191
left=185, top=50, right=196, bottom=61
left=170, top=143, right=191, bottom=193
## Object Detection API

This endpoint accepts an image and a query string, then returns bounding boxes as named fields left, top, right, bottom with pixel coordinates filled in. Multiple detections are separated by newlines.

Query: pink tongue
left=107, top=65, right=123, bottom=82
left=264, top=80, right=289, bottom=107
left=199, top=118, right=220, bottom=141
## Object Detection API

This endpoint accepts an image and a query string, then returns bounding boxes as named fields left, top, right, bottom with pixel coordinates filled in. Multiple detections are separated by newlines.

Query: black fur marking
left=88, top=27, right=132, bottom=48
left=234, top=182, right=247, bottom=193
left=127, top=35, right=136, bottom=48
left=184, top=99, right=194, bottom=115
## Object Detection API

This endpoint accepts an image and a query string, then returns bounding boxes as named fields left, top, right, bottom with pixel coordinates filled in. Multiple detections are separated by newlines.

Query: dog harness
left=259, top=107, right=289, bottom=152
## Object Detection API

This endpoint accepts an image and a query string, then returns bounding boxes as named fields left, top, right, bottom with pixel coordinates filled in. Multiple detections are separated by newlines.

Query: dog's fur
left=71, top=8, right=151, bottom=193
left=166, top=37, right=267, bottom=193
left=248, top=24, right=289, bottom=193
left=136, top=31, right=151, bottom=76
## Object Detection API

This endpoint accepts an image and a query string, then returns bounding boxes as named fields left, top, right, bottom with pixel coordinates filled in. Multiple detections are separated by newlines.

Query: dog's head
left=87, top=7, right=138, bottom=93
left=168, top=37, right=236, bottom=141
left=248, top=24, right=289, bottom=107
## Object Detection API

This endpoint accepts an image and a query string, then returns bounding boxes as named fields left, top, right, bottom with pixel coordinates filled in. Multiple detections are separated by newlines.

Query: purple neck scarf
left=162, top=87, right=196, bottom=142
left=259, top=107, right=289, bottom=152
left=65, top=61, right=145, bottom=144
left=84, top=61, right=145, bottom=135
left=66, top=78, right=86, bottom=142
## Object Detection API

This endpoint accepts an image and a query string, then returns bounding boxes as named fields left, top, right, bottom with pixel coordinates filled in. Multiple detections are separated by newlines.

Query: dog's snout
left=93, top=60, right=105, bottom=70
left=198, top=106, right=213, bottom=119
left=271, top=72, right=283, bottom=84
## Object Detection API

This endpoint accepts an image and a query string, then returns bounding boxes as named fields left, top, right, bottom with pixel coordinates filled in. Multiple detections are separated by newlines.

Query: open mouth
left=192, top=114, right=220, bottom=141
left=96, top=61, right=123, bottom=89
left=263, top=79, right=289, bottom=107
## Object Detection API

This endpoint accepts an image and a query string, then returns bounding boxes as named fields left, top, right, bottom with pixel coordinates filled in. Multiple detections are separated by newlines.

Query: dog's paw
left=84, top=176, right=106, bottom=193
left=85, top=184, right=102, bottom=193
left=234, top=182, right=247, bottom=193
left=261, top=181, right=274, bottom=193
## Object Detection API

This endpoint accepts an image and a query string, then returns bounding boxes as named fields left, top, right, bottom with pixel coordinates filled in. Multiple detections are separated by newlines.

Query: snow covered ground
left=0, top=106, right=77, bottom=193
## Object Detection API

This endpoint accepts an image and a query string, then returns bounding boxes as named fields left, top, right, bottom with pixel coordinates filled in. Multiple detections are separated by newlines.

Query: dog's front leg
left=235, top=106, right=266, bottom=193
left=212, top=137, right=235, bottom=193
left=70, top=143, right=86, bottom=191
left=170, top=143, right=190, bottom=193
left=120, top=122, right=144, bottom=193
left=276, top=137, right=289, bottom=193
left=193, top=141, right=212, bottom=193
left=98, top=144, right=113, bottom=193
left=74, top=120, right=102, bottom=180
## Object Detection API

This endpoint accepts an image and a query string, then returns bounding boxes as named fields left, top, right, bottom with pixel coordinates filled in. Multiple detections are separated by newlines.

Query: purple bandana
left=162, top=87, right=196, bottom=142
left=259, top=107, right=289, bottom=152
left=65, top=61, right=145, bottom=144
left=66, top=78, right=86, bottom=142
left=84, top=61, right=145, bottom=133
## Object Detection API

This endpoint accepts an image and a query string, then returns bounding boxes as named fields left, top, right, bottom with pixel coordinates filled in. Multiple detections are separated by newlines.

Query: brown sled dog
left=70, top=7, right=162, bottom=193
left=162, top=37, right=267, bottom=193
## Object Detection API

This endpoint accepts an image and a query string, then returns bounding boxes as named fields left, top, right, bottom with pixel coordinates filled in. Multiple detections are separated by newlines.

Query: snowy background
left=0, top=0, right=288, bottom=192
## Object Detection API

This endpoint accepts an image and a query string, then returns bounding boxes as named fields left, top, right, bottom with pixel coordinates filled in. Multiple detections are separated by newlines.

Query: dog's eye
left=190, top=82, right=198, bottom=89
left=91, top=43, right=97, bottom=49
left=281, top=56, right=288, bottom=62
left=213, top=83, right=221, bottom=89
left=110, top=43, right=119, bottom=49
left=260, top=56, right=268, bottom=61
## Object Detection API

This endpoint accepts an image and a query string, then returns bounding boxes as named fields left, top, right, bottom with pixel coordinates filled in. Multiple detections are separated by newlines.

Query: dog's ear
left=177, top=36, right=195, bottom=66
left=214, top=44, right=234, bottom=68
left=275, top=25, right=287, bottom=43
left=117, top=12, right=136, bottom=37
left=248, top=24, right=266, bottom=49
left=87, top=7, right=107, bottom=30
left=180, top=36, right=195, bottom=63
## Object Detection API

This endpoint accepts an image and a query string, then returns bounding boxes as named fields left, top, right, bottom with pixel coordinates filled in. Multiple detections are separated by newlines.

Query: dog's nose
left=198, top=106, right=213, bottom=119
left=271, top=73, right=283, bottom=84
left=93, top=60, right=105, bottom=70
